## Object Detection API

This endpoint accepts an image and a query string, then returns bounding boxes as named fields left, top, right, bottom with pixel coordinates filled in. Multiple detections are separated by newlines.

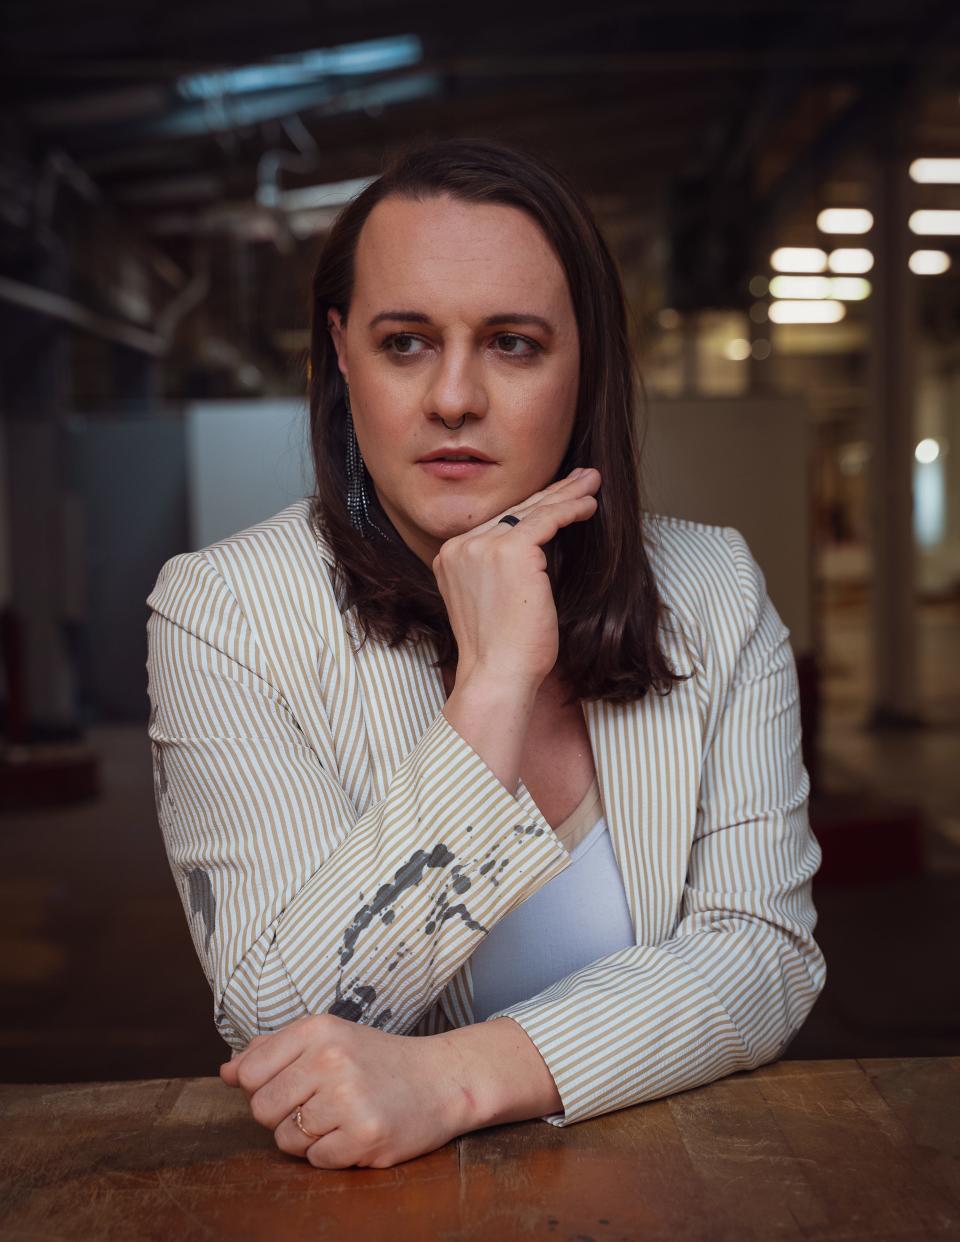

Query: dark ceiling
left=4, top=1, right=959, bottom=211
left=1, top=0, right=958, bottom=402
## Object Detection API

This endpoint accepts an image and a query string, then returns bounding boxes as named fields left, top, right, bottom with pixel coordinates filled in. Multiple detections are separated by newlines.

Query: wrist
left=432, top=1016, right=563, bottom=1133
left=452, top=667, right=541, bottom=711
left=441, top=675, right=539, bottom=798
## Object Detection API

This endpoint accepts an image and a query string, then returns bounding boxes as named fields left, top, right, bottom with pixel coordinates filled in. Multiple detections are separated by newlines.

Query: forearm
left=442, top=673, right=538, bottom=798
left=434, top=1015, right=563, bottom=1132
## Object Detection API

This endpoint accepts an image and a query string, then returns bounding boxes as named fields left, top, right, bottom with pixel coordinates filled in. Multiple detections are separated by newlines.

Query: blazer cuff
left=273, top=707, right=572, bottom=1024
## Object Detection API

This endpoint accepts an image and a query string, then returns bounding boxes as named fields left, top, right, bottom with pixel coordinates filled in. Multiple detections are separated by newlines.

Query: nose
left=423, top=344, right=488, bottom=426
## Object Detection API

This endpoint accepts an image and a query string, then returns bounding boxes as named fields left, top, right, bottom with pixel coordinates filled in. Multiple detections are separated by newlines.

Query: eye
left=380, top=333, right=426, bottom=356
left=377, top=331, right=542, bottom=360
left=495, top=333, right=541, bottom=358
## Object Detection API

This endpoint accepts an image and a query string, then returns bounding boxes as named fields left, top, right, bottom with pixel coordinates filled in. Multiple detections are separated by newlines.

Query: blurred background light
left=828, top=248, right=874, bottom=274
left=909, top=210, right=960, bottom=235
left=768, top=300, right=846, bottom=323
left=909, top=158, right=960, bottom=184
left=722, top=337, right=752, bottom=361
left=770, top=247, right=828, bottom=272
left=769, top=275, right=832, bottom=299
left=829, top=277, right=872, bottom=300
left=914, top=439, right=946, bottom=546
left=817, top=208, right=874, bottom=234
left=908, top=249, right=952, bottom=275
left=265, top=175, right=377, bottom=212
left=176, top=35, right=424, bottom=100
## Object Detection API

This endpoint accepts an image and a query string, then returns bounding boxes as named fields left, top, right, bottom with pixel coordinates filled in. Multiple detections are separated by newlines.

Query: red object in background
left=810, top=793, right=926, bottom=885
left=797, top=649, right=925, bottom=886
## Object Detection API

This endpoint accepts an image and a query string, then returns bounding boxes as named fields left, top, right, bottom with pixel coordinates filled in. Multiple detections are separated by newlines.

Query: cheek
left=353, top=396, right=404, bottom=460
left=504, top=377, right=577, bottom=445
left=503, top=362, right=577, bottom=416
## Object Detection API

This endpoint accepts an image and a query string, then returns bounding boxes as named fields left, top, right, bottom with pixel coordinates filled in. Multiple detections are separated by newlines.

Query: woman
left=146, top=137, right=825, bottom=1169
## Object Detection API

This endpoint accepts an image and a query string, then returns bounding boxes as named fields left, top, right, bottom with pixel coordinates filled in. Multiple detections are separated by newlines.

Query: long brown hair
left=307, top=136, right=690, bottom=705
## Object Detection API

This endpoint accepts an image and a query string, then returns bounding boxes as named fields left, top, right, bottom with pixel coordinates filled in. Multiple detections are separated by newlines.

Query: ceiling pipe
left=0, top=266, right=209, bottom=357
left=34, top=145, right=187, bottom=290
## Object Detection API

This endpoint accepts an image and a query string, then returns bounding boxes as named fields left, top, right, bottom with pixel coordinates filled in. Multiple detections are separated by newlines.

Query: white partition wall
left=643, top=396, right=813, bottom=656
left=185, top=398, right=314, bottom=550
left=183, top=395, right=814, bottom=652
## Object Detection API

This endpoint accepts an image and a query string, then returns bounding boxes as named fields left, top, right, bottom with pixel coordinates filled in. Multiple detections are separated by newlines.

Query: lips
left=418, top=446, right=494, bottom=463
left=418, top=459, right=493, bottom=478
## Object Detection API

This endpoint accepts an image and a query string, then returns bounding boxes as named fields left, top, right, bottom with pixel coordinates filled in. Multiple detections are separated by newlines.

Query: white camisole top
left=469, top=775, right=636, bottom=1021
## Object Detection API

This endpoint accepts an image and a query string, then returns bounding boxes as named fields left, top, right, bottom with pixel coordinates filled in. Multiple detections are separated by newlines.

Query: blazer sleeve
left=145, top=549, right=572, bottom=1052
left=482, top=525, right=827, bottom=1127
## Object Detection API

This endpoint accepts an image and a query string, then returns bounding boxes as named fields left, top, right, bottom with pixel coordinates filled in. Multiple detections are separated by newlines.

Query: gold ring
left=294, top=1105, right=323, bottom=1141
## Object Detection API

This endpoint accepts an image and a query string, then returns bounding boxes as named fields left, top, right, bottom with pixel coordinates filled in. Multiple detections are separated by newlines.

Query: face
left=327, top=193, right=581, bottom=566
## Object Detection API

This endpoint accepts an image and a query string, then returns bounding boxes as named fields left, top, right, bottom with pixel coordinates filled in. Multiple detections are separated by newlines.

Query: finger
left=304, top=1127, right=366, bottom=1170
left=249, top=1056, right=323, bottom=1130
left=506, top=467, right=599, bottom=515
left=495, top=494, right=599, bottom=548
left=493, top=490, right=599, bottom=536
left=232, top=1017, right=315, bottom=1094
left=274, top=1099, right=337, bottom=1157
left=219, top=1033, right=274, bottom=1088
left=463, top=470, right=600, bottom=541
left=219, top=1059, right=239, bottom=1085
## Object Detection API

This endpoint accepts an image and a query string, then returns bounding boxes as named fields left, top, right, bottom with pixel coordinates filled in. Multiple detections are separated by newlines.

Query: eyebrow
left=367, top=309, right=556, bottom=334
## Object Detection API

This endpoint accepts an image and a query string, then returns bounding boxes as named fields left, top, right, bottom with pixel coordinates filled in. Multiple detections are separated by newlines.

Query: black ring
left=498, top=514, right=520, bottom=526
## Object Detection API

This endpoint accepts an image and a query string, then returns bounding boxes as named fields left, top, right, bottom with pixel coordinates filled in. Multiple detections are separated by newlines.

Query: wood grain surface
left=1, top=1058, right=957, bottom=1241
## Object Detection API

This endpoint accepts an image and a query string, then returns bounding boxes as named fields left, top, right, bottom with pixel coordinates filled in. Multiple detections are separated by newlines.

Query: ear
left=327, top=308, right=348, bottom=383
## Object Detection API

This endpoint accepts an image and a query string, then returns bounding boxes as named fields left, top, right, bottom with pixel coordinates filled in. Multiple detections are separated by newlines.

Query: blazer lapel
left=581, top=620, right=704, bottom=949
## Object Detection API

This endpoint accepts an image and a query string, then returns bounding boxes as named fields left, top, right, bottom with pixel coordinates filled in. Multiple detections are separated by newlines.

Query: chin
left=389, top=489, right=501, bottom=544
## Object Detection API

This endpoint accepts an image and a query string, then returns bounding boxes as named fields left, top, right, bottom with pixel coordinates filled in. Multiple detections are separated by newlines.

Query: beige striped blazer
left=145, top=497, right=826, bottom=1128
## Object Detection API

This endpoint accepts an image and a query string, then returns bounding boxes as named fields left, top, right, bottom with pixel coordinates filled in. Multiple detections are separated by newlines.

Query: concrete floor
left=1, top=591, right=958, bottom=1084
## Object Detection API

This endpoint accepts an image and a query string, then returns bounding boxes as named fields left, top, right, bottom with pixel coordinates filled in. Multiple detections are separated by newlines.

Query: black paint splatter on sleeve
left=326, top=823, right=541, bottom=1025
left=185, top=867, right=216, bottom=953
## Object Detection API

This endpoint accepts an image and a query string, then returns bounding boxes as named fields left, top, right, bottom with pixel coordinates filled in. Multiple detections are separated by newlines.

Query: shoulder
left=145, top=497, right=341, bottom=642
left=189, top=495, right=332, bottom=583
left=642, top=511, right=772, bottom=662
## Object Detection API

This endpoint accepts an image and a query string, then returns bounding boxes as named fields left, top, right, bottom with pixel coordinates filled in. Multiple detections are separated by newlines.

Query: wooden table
left=1, top=1058, right=958, bottom=1240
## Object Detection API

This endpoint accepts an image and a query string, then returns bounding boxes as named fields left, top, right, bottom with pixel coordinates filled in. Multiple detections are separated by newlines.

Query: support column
left=0, top=243, right=79, bottom=742
left=865, top=128, right=922, bottom=727
left=680, top=312, right=699, bottom=395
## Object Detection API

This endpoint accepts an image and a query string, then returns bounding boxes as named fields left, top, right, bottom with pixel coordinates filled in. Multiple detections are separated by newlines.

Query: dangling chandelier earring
left=343, top=383, right=391, bottom=542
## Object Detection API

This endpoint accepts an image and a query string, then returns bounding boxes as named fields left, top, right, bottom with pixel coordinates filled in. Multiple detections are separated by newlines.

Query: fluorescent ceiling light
left=177, top=36, right=423, bottom=100
left=909, top=210, right=960, bottom=235
left=909, top=159, right=960, bottom=184
left=828, top=248, right=874, bottom=274
left=909, top=249, right=952, bottom=275
left=769, top=275, right=871, bottom=300
left=768, top=300, right=846, bottom=324
left=829, top=277, right=871, bottom=301
left=272, top=175, right=377, bottom=212
left=770, top=247, right=828, bottom=273
left=769, top=275, right=832, bottom=299
left=152, top=72, right=439, bottom=139
left=817, top=208, right=873, bottom=234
